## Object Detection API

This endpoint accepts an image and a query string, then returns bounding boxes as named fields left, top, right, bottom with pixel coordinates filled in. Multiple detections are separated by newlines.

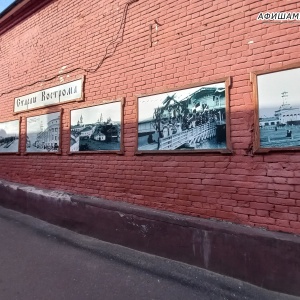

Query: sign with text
left=14, top=79, right=83, bottom=113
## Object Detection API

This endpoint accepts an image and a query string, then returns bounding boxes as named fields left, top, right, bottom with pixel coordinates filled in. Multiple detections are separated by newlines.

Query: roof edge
left=0, top=0, right=52, bottom=36
left=0, top=0, right=28, bottom=22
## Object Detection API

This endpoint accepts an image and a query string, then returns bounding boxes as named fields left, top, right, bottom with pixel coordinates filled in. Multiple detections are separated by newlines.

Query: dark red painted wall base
left=0, top=179, right=299, bottom=296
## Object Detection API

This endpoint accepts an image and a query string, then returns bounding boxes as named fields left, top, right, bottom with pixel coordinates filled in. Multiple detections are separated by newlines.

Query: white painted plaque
left=14, top=79, right=83, bottom=113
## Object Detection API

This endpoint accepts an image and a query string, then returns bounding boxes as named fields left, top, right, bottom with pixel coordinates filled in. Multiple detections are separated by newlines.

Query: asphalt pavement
left=0, top=206, right=298, bottom=300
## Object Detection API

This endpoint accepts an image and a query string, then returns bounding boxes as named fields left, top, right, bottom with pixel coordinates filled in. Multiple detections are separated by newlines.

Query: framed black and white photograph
left=252, top=64, right=300, bottom=153
left=0, top=119, right=20, bottom=154
left=26, top=111, right=62, bottom=154
left=69, top=100, right=124, bottom=154
left=136, top=78, right=232, bottom=154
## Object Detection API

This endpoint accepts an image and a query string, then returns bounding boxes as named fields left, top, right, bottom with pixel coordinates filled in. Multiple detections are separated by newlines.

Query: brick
left=274, top=205, right=289, bottom=213
left=291, top=193, right=300, bottom=200
left=275, top=219, right=290, bottom=227
left=233, top=207, right=256, bottom=215
left=250, top=203, right=273, bottom=210
left=267, top=184, right=294, bottom=192
left=215, top=211, right=234, bottom=220
left=270, top=212, right=297, bottom=221
left=249, top=216, right=275, bottom=225
left=256, top=210, right=270, bottom=217
left=290, top=222, right=300, bottom=229
left=289, top=207, right=300, bottom=214
left=267, top=170, right=294, bottom=177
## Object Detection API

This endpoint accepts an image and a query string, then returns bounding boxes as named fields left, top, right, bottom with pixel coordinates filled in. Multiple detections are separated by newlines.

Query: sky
left=257, top=68, right=300, bottom=118
left=0, top=120, right=19, bottom=136
left=71, top=101, right=121, bottom=126
left=0, top=0, right=15, bottom=13
left=27, top=112, right=60, bottom=141
left=138, top=82, right=225, bottom=121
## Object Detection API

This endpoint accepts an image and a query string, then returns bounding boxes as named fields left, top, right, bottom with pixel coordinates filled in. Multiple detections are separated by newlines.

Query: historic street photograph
left=26, top=112, right=60, bottom=153
left=70, top=101, right=122, bottom=152
left=257, top=67, right=300, bottom=148
left=0, top=120, right=19, bottom=153
left=137, top=82, right=227, bottom=151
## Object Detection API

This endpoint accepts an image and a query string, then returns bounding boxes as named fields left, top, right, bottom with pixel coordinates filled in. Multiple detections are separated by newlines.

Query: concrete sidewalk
left=0, top=206, right=297, bottom=300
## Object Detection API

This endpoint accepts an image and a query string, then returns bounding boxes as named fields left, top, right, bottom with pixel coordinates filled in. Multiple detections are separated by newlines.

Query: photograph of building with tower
left=26, top=112, right=60, bottom=152
left=257, top=67, right=300, bottom=148
left=70, top=101, right=122, bottom=152
left=137, top=82, right=227, bottom=151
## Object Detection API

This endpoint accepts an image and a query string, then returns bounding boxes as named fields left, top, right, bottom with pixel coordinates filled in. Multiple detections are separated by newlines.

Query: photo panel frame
left=136, top=78, right=232, bottom=154
left=0, top=118, right=21, bottom=154
left=251, top=63, right=300, bottom=153
left=69, top=99, right=124, bottom=154
left=25, top=109, right=62, bottom=154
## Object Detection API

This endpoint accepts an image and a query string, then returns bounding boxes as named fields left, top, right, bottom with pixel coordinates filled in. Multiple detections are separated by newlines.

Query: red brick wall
left=0, top=0, right=300, bottom=234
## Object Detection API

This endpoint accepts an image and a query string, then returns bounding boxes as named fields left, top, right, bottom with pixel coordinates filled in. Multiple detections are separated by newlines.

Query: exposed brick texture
left=0, top=0, right=300, bottom=234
